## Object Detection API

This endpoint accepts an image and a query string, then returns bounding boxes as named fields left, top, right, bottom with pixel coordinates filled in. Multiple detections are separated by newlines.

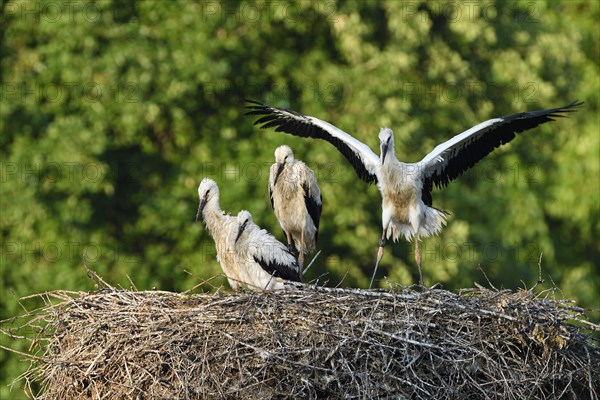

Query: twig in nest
left=182, top=270, right=222, bottom=293
left=126, top=275, right=138, bottom=291
left=82, top=253, right=112, bottom=289
left=303, top=250, right=321, bottom=275
left=477, top=264, right=497, bottom=291
left=537, top=252, right=545, bottom=284
left=334, top=268, right=350, bottom=288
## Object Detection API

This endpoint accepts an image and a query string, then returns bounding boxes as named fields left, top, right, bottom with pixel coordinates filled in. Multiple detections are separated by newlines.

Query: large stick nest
left=3, top=283, right=599, bottom=399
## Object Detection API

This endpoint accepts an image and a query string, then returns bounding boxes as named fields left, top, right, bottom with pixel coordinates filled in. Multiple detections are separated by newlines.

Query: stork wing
left=246, top=100, right=379, bottom=184
left=268, top=164, right=275, bottom=210
left=246, top=224, right=302, bottom=282
left=253, top=254, right=301, bottom=282
left=302, top=181, right=322, bottom=243
left=420, top=101, right=583, bottom=192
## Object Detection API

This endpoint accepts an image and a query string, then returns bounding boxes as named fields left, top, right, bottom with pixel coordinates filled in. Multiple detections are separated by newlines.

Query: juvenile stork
left=269, top=145, right=322, bottom=269
left=196, top=178, right=244, bottom=289
left=246, top=100, right=582, bottom=287
left=234, top=210, right=302, bottom=290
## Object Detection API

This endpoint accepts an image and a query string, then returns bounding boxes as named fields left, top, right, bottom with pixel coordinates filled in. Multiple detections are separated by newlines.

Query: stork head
left=196, top=178, right=219, bottom=222
left=378, top=128, right=394, bottom=165
left=235, top=210, right=253, bottom=243
left=273, top=145, right=294, bottom=185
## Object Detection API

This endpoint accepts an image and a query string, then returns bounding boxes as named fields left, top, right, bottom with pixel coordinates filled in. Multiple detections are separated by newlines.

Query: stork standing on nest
left=234, top=210, right=302, bottom=290
left=246, top=100, right=582, bottom=287
left=196, top=178, right=244, bottom=289
left=269, top=145, right=322, bottom=270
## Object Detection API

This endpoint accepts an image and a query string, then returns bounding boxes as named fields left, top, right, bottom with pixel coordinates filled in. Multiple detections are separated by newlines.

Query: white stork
left=269, top=145, right=322, bottom=269
left=246, top=99, right=582, bottom=287
left=234, top=210, right=302, bottom=290
left=196, top=178, right=244, bottom=289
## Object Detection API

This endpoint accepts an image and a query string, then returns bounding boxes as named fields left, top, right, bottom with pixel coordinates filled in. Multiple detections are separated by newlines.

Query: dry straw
left=2, top=278, right=599, bottom=399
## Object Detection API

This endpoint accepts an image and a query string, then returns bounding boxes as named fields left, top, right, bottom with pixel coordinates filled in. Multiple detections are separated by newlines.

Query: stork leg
left=298, top=229, right=305, bottom=271
left=415, top=234, right=423, bottom=286
left=285, top=230, right=294, bottom=254
left=369, top=231, right=387, bottom=289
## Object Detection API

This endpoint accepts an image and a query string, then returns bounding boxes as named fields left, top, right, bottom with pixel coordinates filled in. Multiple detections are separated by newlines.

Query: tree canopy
left=1, top=1, right=598, bottom=396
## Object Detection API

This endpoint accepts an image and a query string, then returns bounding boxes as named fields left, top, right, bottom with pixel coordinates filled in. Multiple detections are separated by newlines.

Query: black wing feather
left=428, top=101, right=583, bottom=191
left=246, top=100, right=377, bottom=184
left=253, top=255, right=301, bottom=282
left=421, top=178, right=433, bottom=206
left=302, top=182, right=322, bottom=243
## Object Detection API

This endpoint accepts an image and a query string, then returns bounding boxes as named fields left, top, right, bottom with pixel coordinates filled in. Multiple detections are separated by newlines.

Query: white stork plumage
left=269, top=145, right=322, bottom=269
left=197, top=178, right=302, bottom=290
left=196, top=178, right=244, bottom=289
left=246, top=99, right=582, bottom=287
left=234, top=210, right=302, bottom=290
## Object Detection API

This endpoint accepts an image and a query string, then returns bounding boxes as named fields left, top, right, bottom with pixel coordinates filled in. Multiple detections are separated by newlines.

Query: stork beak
left=381, top=142, right=388, bottom=165
left=196, top=198, right=206, bottom=222
left=273, top=162, right=284, bottom=186
left=235, top=220, right=248, bottom=243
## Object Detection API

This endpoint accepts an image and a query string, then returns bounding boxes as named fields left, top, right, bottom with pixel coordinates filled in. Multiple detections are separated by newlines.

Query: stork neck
left=202, top=200, right=226, bottom=237
left=382, top=147, right=396, bottom=166
left=275, top=162, right=302, bottom=190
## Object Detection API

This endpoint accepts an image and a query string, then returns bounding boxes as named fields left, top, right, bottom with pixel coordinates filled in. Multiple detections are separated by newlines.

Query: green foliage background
left=1, top=0, right=598, bottom=397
